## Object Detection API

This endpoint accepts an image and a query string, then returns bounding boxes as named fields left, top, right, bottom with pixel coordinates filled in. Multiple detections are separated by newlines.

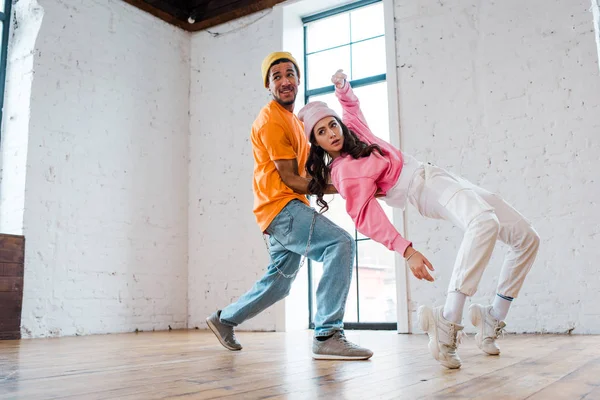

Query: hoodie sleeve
left=337, top=176, right=412, bottom=256
left=335, top=82, right=379, bottom=144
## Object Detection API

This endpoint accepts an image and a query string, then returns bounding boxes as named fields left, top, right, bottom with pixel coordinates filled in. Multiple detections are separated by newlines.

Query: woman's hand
left=331, top=69, right=347, bottom=89
left=404, top=247, right=435, bottom=282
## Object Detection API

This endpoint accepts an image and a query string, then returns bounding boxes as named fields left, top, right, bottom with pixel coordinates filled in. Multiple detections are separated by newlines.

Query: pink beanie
left=297, top=101, right=341, bottom=140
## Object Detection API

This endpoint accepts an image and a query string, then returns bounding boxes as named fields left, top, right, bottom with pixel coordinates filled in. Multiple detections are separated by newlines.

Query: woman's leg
left=410, top=165, right=500, bottom=369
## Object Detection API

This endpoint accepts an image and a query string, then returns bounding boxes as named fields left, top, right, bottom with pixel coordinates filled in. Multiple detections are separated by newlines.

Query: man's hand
left=404, top=247, right=435, bottom=282
left=273, top=159, right=339, bottom=196
left=273, top=159, right=311, bottom=194
left=331, top=69, right=347, bottom=89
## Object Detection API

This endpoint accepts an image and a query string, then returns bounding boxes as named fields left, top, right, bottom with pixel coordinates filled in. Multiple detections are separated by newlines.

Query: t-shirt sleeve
left=258, top=123, right=297, bottom=161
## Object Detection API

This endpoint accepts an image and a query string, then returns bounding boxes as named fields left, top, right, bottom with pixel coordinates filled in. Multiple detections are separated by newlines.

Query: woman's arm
left=338, top=175, right=435, bottom=281
left=331, top=70, right=382, bottom=145
left=338, top=176, right=412, bottom=256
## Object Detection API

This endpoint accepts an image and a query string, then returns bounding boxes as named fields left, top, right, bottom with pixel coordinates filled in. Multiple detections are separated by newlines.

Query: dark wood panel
left=188, top=0, right=287, bottom=31
left=0, top=291, right=23, bottom=302
left=0, top=331, right=20, bottom=340
left=0, top=318, right=21, bottom=328
left=0, top=277, right=22, bottom=292
left=189, top=0, right=240, bottom=14
left=0, top=263, right=24, bottom=277
left=121, top=0, right=190, bottom=30
left=0, top=234, right=25, bottom=263
left=119, top=0, right=285, bottom=31
left=0, top=305, right=22, bottom=319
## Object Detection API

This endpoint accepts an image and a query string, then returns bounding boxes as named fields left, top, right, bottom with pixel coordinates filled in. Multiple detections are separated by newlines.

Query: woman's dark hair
left=305, top=117, right=383, bottom=213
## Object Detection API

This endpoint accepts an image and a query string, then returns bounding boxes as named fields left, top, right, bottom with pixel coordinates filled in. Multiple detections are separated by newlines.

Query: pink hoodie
left=330, top=82, right=412, bottom=256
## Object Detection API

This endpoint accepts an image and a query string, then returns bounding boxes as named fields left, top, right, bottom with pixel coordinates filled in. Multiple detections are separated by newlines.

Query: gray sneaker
left=312, top=331, right=373, bottom=360
left=206, top=310, right=242, bottom=351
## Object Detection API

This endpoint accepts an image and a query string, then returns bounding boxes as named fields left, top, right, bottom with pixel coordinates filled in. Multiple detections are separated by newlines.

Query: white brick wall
left=14, top=0, right=190, bottom=337
left=594, top=0, right=600, bottom=73
left=188, top=10, right=284, bottom=331
left=187, top=0, right=600, bottom=334
left=394, top=0, right=600, bottom=333
left=0, top=0, right=43, bottom=235
left=2, top=0, right=598, bottom=337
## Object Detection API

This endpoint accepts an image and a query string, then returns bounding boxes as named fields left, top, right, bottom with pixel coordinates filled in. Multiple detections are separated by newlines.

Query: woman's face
left=312, top=116, right=344, bottom=158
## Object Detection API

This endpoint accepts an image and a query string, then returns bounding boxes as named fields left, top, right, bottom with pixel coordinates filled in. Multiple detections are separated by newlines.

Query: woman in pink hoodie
left=298, top=70, right=540, bottom=370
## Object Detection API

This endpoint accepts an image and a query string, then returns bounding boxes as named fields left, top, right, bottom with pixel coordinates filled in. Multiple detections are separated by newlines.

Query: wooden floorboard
left=0, top=330, right=599, bottom=399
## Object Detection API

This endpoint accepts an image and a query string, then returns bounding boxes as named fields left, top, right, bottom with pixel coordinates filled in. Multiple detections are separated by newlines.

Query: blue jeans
left=220, top=200, right=355, bottom=337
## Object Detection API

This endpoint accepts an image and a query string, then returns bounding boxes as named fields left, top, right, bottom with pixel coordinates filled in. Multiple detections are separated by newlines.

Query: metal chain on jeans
left=262, top=211, right=317, bottom=279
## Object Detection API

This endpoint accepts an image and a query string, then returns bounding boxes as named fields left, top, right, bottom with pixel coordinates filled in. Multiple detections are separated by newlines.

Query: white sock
left=443, top=291, right=467, bottom=324
left=490, top=294, right=513, bottom=321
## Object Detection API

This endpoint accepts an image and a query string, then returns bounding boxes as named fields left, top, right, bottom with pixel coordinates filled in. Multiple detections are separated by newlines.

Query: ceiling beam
left=187, top=0, right=287, bottom=32
left=120, top=0, right=189, bottom=30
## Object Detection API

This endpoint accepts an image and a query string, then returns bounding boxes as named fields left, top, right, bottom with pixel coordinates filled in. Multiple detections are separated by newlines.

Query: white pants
left=384, top=162, right=540, bottom=298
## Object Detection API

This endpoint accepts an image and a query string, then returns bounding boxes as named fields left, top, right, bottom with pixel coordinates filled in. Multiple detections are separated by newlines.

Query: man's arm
left=273, top=159, right=337, bottom=195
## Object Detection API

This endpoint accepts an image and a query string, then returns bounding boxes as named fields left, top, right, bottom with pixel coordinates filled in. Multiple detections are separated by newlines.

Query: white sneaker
left=469, top=304, right=506, bottom=355
left=418, top=305, right=464, bottom=369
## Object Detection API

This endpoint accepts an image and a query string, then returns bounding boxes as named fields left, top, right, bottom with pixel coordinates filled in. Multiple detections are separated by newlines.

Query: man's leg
left=219, top=238, right=301, bottom=325
left=207, top=203, right=301, bottom=351
left=277, top=200, right=372, bottom=360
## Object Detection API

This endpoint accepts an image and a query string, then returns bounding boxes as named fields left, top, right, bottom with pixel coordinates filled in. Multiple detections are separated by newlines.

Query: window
left=303, top=0, right=397, bottom=330
left=0, top=0, right=12, bottom=136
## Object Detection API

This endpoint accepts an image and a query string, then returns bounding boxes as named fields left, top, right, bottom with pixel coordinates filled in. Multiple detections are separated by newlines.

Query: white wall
left=594, top=0, right=600, bottom=73
left=394, top=0, right=600, bottom=333
left=15, top=0, right=190, bottom=337
left=188, top=10, right=284, bottom=331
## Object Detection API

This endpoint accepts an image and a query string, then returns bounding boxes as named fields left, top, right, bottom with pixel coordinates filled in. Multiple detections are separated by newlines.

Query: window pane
left=308, top=190, right=354, bottom=239
left=350, top=2, right=385, bottom=42
left=307, top=46, right=351, bottom=90
left=307, top=91, right=342, bottom=121
left=352, top=82, right=390, bottom=142
left=357, top=240, right=397, bottom=322
left=351, top=36, right=386, bottom=81
left=306, top=13, right=350, bottom=54
left=311, top=260, right=359, bottom=323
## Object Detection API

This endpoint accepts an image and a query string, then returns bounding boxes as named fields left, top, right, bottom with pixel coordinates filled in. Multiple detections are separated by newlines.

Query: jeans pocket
left=266, top=206, right=294, bottom=237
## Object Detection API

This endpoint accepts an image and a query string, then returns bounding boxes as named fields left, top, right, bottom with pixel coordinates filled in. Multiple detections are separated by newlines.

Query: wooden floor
left=1, top=330, right=599, bottom=400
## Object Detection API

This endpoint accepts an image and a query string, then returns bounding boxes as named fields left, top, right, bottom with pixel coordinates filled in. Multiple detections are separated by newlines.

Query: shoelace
left=337, top=333, right=360, bottom=349
left=447, top=326, right=465, bottom=348
left=493, top=322, right=507, bottom=340
left=225, top=328, right=239, bottom=343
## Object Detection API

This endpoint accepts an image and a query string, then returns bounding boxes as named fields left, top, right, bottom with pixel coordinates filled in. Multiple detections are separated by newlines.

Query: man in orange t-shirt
left=206, top=52, right=373, bottom=360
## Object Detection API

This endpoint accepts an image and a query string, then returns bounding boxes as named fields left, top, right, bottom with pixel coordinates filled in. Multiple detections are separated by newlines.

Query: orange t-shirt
left=251, top=100, right=310, bottom=232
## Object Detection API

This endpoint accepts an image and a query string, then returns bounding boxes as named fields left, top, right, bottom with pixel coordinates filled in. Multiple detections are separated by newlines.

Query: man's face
left=268, top=61, right=299, bottom=107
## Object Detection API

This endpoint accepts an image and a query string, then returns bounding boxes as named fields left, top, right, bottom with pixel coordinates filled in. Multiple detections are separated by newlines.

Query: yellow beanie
left=261, top=51, right=300, bottom=88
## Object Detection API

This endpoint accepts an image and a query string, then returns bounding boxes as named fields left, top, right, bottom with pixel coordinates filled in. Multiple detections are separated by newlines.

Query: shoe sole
left=418, top=305, right=461, bottom=369
left=206, top=317, right=242, bottom=351
left=311, top=353, right=373, bottom=360
left=469, top=305, right=500, bottom=356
